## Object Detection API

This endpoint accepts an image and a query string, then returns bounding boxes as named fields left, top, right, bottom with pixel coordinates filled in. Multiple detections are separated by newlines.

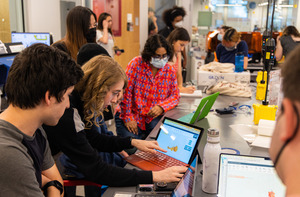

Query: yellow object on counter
left=253, top=103, right=278, bottom=125
left=256, top=71, right=268, bottom=100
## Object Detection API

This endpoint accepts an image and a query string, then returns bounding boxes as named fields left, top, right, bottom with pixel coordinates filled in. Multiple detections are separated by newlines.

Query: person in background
left=269, top=45, right=300, bottom=196
left=217, top=25, right=231, bottom=41
left=52, top=6, right=97, bottom=61
left=159, top=6, right=186, bottom=38
left=159, top=6, right=188, bottom=82
left=275, top=26, right=300, bottom=62
left=0, top=43, right=83, bottom=196
left=167, top=27, right=195, bottom=94
left=148, top=7, right=158, bottom=36
left=215, top=28, right=248, bottom=69
left=96, top=12, right=121, bottom=58
left=115, top=34, right=179, bottom=153
left=43, top=55, right=187, bottom=191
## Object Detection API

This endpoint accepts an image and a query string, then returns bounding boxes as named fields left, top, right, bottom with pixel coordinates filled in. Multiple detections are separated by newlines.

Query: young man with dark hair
left=0, top=43, right=83, bottom=196
left=270, top=45, right=300, bottom=196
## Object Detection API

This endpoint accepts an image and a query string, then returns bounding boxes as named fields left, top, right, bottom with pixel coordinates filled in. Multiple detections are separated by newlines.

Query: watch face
left=156, top=182, right=167, bottom=188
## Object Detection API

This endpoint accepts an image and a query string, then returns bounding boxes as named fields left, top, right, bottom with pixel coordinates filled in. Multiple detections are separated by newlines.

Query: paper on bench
left=180, top=90, right=202, bottom=98
left=251, top=136, right=272, bottom=149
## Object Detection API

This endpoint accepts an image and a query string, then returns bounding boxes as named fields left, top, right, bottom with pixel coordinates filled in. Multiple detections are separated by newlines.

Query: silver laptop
left=217, top=154, right=286, bottom=197
left=114, top=156, right=198, bottom=197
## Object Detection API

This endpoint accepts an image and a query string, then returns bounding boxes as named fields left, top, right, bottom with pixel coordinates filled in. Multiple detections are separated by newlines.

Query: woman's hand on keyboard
left=152, top=166, right=188, bottom=182
left=132, top=139, right=167, bottom=154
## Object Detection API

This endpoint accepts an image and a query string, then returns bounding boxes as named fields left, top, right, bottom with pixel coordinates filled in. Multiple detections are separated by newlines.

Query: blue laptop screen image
left=218, top=154, right=286, bottom=197
left=156, top=119, right=201, bottom=164
left=0, top=54, right=16, bottom=68
left=11, top=32, right=51, bottom=47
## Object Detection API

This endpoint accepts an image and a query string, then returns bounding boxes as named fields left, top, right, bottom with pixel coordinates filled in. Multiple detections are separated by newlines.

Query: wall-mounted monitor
left=11, top=32, right=52, bottom=48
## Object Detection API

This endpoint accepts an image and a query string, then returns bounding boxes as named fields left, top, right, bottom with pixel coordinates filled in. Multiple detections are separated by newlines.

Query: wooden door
left=114, top=0, right=140, bottom=70
left=0, top=0, right=11, bottom=43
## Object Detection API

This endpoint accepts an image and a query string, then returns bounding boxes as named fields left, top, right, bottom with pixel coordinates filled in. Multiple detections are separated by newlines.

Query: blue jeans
left=115, top=112, right=163, bottom=140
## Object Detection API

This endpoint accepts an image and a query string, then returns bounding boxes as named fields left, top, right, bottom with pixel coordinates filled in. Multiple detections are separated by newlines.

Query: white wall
left=177, top=0, right=193, bottom=36
left=140, top=0, right=148, bottom=54
left=23, top=0, right=83, bottom=42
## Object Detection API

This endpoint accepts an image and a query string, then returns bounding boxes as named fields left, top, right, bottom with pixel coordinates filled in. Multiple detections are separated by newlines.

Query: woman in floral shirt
left=115, top=34, right=180, bottom=148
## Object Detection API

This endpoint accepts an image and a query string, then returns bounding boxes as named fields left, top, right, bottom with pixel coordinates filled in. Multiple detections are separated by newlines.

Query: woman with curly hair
left=44, top=54, right=186, bottom=196
left=52, top=6, right=97, bottom=61
left=115, top=34, right=180, bottom=149
left=159, top=6, right=186, bottom=38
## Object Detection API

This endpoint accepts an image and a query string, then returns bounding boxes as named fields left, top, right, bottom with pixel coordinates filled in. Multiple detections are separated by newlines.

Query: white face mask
left=150, top=57, right=168, bottom=69
left=175, top=21, right=183, bottom=27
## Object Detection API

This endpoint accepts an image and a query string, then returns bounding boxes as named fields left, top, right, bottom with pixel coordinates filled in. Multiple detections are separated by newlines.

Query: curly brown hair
left=75, top=55, right=127, bottom=127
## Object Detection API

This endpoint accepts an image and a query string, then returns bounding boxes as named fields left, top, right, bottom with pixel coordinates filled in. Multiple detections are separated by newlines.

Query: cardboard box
left=197, top=70, right=250, bottom=86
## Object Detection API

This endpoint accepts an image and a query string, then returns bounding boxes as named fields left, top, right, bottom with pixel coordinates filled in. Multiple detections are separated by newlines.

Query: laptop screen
left=171, top=157, right=197, bottom=197
left=0, top=53, right=17, bottom=68
left=11, top=32, right=51, bottom=47
left=156, top=118, right=202, bottom=164
left=218, top=154, right=286, bottom=197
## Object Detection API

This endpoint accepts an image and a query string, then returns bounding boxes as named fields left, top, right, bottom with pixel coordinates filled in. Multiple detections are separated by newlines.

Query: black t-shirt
left=22, top=129, right=47, bottom=187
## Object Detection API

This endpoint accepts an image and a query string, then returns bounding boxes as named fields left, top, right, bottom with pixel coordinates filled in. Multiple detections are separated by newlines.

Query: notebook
left=179, top=92, right=219, bottom=124
left=217, top=154, right=286, bottom=197
left=114, top=157, right=198, bottom=197
left=125, top=117, right=204, bottom=171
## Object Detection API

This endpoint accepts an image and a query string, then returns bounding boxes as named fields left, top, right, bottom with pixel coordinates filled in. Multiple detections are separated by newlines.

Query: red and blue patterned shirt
left=119, top=56, right=180, bottom=130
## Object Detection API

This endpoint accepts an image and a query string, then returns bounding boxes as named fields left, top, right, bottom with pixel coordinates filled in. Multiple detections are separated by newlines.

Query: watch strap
left=42, top=180, right=63, bottom=195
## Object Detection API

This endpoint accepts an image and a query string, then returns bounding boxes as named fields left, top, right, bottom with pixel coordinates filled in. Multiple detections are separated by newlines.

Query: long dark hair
left=62, top=6, right=96, bottom=60
left=97, top=12, right=113, bottom=35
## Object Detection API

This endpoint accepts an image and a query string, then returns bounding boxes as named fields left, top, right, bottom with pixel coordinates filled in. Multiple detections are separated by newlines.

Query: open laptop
left=125, top=117, right=204, bottom=171
left=11, top=32, right=51, bottom=47
left=217, top=154, right=286, bottom=197
left=179, top=92, right=219, bottom=124
left=114, top=157, right=198, bottom=197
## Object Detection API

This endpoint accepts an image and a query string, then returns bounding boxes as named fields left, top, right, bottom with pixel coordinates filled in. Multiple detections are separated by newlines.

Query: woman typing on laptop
left=43, top=54, right=187, bottom=194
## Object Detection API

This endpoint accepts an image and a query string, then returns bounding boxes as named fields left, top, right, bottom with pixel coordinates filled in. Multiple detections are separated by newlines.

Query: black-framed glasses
left=152, top=54, right=169, bottom=61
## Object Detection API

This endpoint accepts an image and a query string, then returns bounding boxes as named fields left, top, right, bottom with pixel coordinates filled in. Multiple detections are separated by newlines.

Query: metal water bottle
left=202, top=128, right=221, bottom=194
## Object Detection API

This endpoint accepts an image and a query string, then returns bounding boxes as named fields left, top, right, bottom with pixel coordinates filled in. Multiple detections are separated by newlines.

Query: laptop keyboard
left=135, top=194, right=170, bottom=197
left=135, top=151, right=187, bottom=168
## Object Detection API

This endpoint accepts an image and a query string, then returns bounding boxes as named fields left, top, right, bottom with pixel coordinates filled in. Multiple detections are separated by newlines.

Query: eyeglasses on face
left=152, top=54, right=169, bottom=61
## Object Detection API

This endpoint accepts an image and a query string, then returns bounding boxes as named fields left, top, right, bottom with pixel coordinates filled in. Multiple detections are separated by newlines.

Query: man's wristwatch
left=129, top=136, right=134, bottom=146
left=42, top=180, right=63, bottom=195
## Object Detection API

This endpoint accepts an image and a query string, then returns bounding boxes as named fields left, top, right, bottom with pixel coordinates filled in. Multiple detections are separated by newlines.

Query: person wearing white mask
left=115, top=34, right=179, bottom=151
left=215, top=28, right=248, bottom=69
left=217, top=25, right=231, bottom=41
left=159, top=6, right=188, bottom=82
left=159, top=6, right=186, bottom=38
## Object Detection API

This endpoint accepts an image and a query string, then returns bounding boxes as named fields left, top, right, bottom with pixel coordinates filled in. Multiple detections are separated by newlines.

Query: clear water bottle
left=235, top=52, right=244, bottom=72
left=202, top=128, right=221, bottom=194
